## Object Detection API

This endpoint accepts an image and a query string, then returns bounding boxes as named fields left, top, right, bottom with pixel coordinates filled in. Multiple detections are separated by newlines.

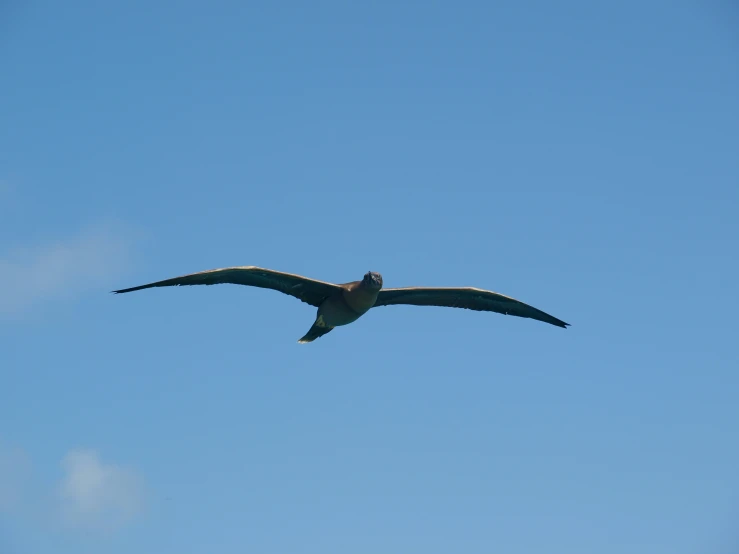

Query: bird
left=112, top=266, right=569, bottom=343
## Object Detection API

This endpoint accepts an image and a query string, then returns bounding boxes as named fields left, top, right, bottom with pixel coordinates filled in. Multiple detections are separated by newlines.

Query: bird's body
left=298, top=274, right=383, bottom=342
left=113, top=266, right=569, bottom=343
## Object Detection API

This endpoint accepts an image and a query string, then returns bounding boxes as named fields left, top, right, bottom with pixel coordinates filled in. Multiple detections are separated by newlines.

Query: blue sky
left=1, top=1, right=738, bottom=552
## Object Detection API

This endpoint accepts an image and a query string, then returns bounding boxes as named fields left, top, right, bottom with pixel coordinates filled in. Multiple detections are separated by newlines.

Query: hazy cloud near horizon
left=0, top=442, right=145, bottom=533
left=58, top=449, right=145, bottom=532
left=0, top=222, right=136, bottom=316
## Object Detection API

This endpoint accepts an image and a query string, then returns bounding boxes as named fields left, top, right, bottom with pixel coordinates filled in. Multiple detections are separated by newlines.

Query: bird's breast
left=342, top=287, right=379, bottom=315
left=318, top=294, right=362, bottom=326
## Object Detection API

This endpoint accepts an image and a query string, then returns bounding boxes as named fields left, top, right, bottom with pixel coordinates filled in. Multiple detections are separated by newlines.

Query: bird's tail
left=298, top=317, right=335, bottom=344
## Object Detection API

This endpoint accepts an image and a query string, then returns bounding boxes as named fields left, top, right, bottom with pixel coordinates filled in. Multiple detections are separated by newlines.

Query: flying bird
left=113, top=266, right=569, bottom=343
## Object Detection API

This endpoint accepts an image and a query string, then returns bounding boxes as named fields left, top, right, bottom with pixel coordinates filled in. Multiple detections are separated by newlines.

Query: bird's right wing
left=373, top=286, right=569, bottom=328
left=112, top=266, right=341, bottom=307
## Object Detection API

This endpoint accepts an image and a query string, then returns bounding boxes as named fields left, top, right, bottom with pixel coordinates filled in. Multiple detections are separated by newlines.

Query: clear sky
left=1, top=1, right=738, bottom=553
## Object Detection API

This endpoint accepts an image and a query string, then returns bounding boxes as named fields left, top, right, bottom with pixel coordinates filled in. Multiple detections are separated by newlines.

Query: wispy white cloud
left=0, top=443, right=145, bottom=534
left=58, top=449, right=144, bottom=532
left=0, top=222, right=136, bottom=315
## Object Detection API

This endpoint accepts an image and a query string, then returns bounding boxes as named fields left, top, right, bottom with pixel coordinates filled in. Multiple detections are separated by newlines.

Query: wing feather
left=112, top=266, right=341, bottom=307
left=373, top=287, right=569, bottom=328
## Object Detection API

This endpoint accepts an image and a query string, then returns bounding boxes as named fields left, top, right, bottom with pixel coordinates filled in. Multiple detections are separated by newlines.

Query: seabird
left=113, top=266, right=569, bottom=343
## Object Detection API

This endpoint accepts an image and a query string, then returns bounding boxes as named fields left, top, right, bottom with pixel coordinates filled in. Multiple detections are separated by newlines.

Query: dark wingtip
left=111, top=288, right=136, bottom=294
left=539, top=316, right=569, bottom=328
left=111, top=284, right=149, bottom=294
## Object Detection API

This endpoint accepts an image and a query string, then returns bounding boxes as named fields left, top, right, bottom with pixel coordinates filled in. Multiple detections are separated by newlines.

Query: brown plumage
left=113, top=266, right=569, bottom=343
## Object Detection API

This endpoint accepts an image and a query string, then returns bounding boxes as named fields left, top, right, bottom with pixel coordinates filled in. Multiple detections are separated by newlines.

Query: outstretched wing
left=373, top=287, right=569, bottom=328
left=113, top=266, right=341, bottom=307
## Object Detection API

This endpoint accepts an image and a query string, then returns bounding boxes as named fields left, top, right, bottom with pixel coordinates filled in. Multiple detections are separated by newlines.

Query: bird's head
left=363, top=271, right=383, bottom=290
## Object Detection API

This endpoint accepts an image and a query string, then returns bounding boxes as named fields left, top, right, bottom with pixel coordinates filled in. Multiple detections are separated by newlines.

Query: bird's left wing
left=113, top=266, right=341, bottom=307
left=373, top=287, right=569, bottom=328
